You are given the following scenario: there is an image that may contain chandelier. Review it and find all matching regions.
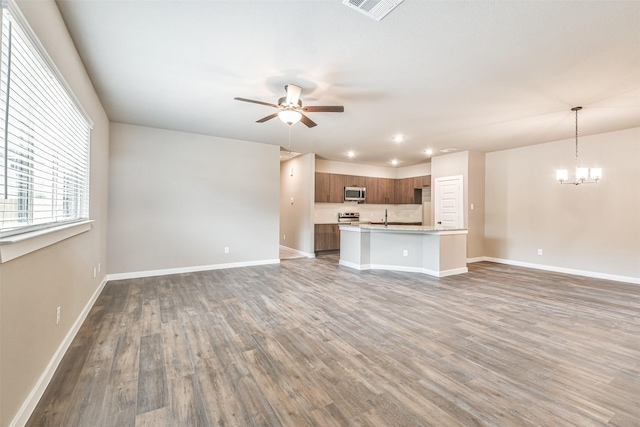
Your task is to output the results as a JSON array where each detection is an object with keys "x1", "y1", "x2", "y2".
[{"x1": 556, "y1": 107, "x2": 601, "y2": 185}]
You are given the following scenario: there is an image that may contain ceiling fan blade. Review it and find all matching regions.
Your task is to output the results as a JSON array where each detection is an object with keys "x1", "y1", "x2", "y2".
[
  {"x1": 285, "y1": 84, "x2": 302, "y2": 106},
  {"x1": 300, "y1": 113, "x2": 317, "y2": 128},
  {"x1": 234, "y1": 97, "x2": 279, "y2": 108},
  {"x1": 302, "y1": 105, "x2": 344, "y2": 113},
  {"x1": 256, "y1": 113, "x2": 279, "y2": 123}
]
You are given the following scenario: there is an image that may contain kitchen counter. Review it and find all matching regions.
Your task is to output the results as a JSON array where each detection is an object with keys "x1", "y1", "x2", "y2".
[
  {"x1": 339, "y1": 224, "x2": 468, "y2": 277},
  {"x1": 360, "y1": 224, "x2": 465, "y2": 232}
]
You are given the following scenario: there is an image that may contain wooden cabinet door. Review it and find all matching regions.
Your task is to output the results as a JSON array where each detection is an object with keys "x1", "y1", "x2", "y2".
[
  {"x1": 413, "y1": 175, "x2": 431, "y2": 188},
  {"x1": 395, "y1": 178, "x2": 414, "y2": 204},
  {"x1": 314, "y1": 224, "x2": 340, "y2": 251},
  {"x1": 329, "y1": 174, "x2": 347, "y2": 203},
  {"x1": 379, "y1": 178, "x2": 395, "y2": 204},
  {"x1": 315, "y1": 172, "x2": 331, "y2": 203},
  {"x1": 345, "y1": 175, "x2": 366, "y2": 187},
  {"x1": 364, "y1": 176, "x2": 381, "y2": 204}
]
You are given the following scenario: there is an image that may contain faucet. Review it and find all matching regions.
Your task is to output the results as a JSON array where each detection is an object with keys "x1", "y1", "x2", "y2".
[{"x1": 384, "y1": 209, "x2": 388, "y2": 227}]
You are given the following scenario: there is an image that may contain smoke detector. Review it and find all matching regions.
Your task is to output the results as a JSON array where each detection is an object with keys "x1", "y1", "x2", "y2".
[{"x1": 342, "y1": 0, "x2": 404, "y2": 21}]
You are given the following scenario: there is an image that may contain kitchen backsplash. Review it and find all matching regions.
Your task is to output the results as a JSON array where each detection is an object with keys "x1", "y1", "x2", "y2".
[{"x1": 315, "y1": 203, "x2": 424, "y2": 224}]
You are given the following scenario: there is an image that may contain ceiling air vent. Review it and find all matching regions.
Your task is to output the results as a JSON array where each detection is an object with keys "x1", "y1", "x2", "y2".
[
  {"x1": 342, "y1": 0, "x2": 404, "y2": 21},
  {"x1": 280, "y1": 148, "x2": 301, "y2": 162}
]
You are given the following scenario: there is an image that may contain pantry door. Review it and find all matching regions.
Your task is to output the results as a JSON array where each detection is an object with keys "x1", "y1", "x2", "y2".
[{"x1": 434, "y1": 175, "x2": 463, "y2": 228}]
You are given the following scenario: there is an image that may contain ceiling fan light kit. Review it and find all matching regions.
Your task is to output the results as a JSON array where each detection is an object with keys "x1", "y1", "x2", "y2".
[
  {"x1": 278, "y1": 110, "x2": 302, "y2": 125},
  {"x1": 556, "y1": 107, "x2": 602, "y2": 185},
  {"x1": 234, "y1": 84, "x2": 344, "y2": 128}
]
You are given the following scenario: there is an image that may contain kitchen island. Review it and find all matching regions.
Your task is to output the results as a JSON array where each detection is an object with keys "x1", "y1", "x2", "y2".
[{"x1": 339, "y1": 224, "x2": 468, "y2": 277}]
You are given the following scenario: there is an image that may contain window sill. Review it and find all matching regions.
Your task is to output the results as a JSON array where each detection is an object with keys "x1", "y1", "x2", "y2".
[{"x1": 0, "y1": 220, "x2": 94, "y2": 263}]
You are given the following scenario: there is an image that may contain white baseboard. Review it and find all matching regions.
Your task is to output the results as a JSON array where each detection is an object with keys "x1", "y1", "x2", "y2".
[
  {"x1": 10, "y1": 276, "x2": 108, "y2": 427},
  {"x1": 279, "y1": 245, "x2": 315, "y2": 258},
  {"x1": 339, "y1": 260, "x2": 468, "y2": 278},
  {"x1": 106, "y1": 259, "x2": 281, "y2": 281},
  {"x1": 481, "y1": 257, "x2": 640, "y2": 285},
  {"x1": 466, "y1": 257, "x2": 486, "y2": 263}
]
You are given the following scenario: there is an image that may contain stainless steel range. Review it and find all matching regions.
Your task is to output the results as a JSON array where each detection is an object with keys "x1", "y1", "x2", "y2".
[{"x1": 338, "y1": 212, "x2": 360, "y2": 223}]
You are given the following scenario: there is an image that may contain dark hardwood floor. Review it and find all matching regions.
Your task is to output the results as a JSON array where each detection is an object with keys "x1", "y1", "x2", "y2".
[{"x1": 27, "y1": 254, "x2": 640, "y2": 426}]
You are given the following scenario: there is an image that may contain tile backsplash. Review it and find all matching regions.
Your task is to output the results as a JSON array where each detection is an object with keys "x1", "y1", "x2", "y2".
[{"x1": 315, "y1": 203, "x2": 424, "y2": 224}]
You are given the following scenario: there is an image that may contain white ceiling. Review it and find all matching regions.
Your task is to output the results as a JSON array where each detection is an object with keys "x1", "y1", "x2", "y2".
[{"x1": 55, "y1": 0, "x2": 640, "y2": 167}]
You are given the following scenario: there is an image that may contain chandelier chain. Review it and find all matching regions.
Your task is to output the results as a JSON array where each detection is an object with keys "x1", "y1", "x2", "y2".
[{"x1": 575, "y1": 107, "x2": 579, "y2": 166}]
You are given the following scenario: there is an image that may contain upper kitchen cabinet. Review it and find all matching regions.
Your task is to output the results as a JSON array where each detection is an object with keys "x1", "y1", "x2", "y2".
[
  {"x1": 329, "y1": 174, "x2": 348, "y2": 203},
  {"x1": 315, "y1": 172, "x2": 354, "y2": 203},
  {"x1": 315, "y1": 172, "x2": 331, "y2": 202},
  {"x1": 395, "y1": 178, "x2": 415, "y2": 204},
  {"x1": 315, "y1": 172, "x2": 430, "y2": 205},
  {"x1": 395, "y1": 176, "x2": 431, "y2": 204},
  {"x1": 343, "y1": 175, "x2": 366, "y2": 187},
  {"x1": 366, "y1": 176, "x2": 395, "y2": 204},
  {"x1": 414, "y1": 175, "x2": 431, "y2": 188}
]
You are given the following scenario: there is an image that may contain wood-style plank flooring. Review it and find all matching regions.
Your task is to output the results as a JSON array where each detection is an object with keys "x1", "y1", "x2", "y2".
[{"x1": 27, "y1": 254, "x2": 640, "y2": 426}]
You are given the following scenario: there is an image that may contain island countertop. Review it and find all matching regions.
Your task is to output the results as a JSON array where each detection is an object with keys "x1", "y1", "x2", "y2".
[{"x1": 340, "y1": 224, "x2": 468, "y2": 234}]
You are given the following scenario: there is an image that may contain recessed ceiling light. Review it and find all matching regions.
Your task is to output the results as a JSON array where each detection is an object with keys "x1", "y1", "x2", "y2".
[
  {"x1": 391, "y1": 159, "x2": 399, "y2": 166},
  {"x1": 346, "y1": 151, "x2": 355, "y2": 158},
  {"x1": 393, "y1": 135, "x2": 404, "y2": 143},
  {"x1": 425, "y1": 148, "x2": 433, "y2": 156}
]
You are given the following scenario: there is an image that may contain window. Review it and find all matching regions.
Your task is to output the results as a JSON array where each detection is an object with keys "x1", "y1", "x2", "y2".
[{"x1": 0, "y1": 3, "x2": 91, "y2": 237}]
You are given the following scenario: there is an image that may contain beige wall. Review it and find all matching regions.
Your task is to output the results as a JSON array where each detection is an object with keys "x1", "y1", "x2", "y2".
[
  {"x1": 467, "y1": 151, "x2": 486, "y2": 259},
  {"x1": 431, "y1": 150, "x2": 486, "y2": 259},
  {"x1": 485, "y1": 127, "x2": 640, "y2": 281},
  {"x1": 108, "y1": 123, "x2": 280, "y2": 275},
  {"x1": 316, "y1": 158, "x2": 431, "y2": 178},
  {"x1": 280, "y1": 154, "x2": 315, "y2": 255},
  {"x1": 0, "y1": 1, "x2": 110, "y2": 426}
]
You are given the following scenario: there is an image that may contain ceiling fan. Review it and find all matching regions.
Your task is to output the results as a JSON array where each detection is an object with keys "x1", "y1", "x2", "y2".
[{"x1": 234, "y1": 84, "x2": 344, "y2": 128}]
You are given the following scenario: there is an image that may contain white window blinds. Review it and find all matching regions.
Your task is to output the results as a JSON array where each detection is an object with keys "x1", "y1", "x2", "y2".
[{"x1": 0, "y1": 4, "x2": 91, "y2": 237}]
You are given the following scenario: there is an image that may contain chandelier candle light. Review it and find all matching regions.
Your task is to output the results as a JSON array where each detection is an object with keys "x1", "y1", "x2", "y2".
[{"x1": 556, "y1": 107, "x2": 602, "y2": 185}]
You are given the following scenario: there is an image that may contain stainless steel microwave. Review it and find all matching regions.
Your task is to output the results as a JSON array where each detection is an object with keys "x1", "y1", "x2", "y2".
[{"x1": 344, "y1": 186, "x2": 366, "y2": 202}]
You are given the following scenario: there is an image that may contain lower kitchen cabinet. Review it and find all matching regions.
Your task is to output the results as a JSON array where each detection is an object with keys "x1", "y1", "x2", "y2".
[{"x1": 314, "y1": 224, "x2": 340, "y2": 252}]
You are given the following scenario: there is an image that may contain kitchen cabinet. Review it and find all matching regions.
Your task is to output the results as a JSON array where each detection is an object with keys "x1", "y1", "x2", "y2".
[
  {"x1": 328, "y1": 174, "x2": 347, "y2": 203},
  {"x1": 395, "y1": 178, "x2": 416, "y2": 204},
  {"x1": 314, "y1": 224, "x2": 340, "y2": 251},
  {"x1": 315, "y1": 172, "x2": 430, "y2": 205},
  {"x1": 395, "y1": 176, "x2": 431, "y2": 204},
  {"x1": 366, "y1": 177, "x2": 395, "y2": 204},
  {"x1": 315, "y1": 173, "x2": 331, "y2": 203},
  {"x1": 316, "y1": 173, "x2": 368, "y2": 203},
  {"x1": 414, "y1": 175, "x2": 431, "y2": 188}
]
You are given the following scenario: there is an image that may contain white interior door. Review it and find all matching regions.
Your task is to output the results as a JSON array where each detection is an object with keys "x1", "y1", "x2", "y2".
[{"x1": 434, "y1": 175, "x2": 463, "y2": 228}]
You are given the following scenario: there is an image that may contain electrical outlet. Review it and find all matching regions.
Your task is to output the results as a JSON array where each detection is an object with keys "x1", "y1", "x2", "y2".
[
  {"x1": 283, "y1": 235, "x2": 286, "y2": 240},
  {"x1": 224, "y1": 247, "x2": 230, "y2": 254},
  {"x1": 538, "y1": 249, "x2": 543, "y2": 256},
  {"x1": 93, "y1": 267, "x2": 97, "y2": 278},
  {"x1": 403, "y1": 249, "x2": 408, "y2": 257},
  {"x1": 98, "y1": 262, "x2": 101, "y2": 273},
  {"x1": 56, "y1": 306, "x2": 61, "y2": 325}
]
